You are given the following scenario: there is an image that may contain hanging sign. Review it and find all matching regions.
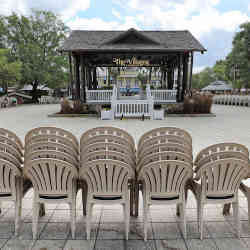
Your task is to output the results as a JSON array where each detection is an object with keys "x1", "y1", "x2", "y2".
[{"x1": 113, "y1": 57, "x2": 150, "y2": 66}]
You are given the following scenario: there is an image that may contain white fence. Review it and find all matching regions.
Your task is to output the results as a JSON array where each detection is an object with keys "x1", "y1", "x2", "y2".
[
  {"x1": 39, "y1": 96, "x2": 60, "y2": 104},
  {"x1": 113, "y1": 100, "x2": 153, "y2": 118},
  {"x1": 213, "y1": 95, "x2": 250, "y2": 106},
  {"x1": 150, "y1": 89, "x2": 177, "y2": 103},
  {"x1": 86, "y1": 89, "x2": 113, "y2": 103}
]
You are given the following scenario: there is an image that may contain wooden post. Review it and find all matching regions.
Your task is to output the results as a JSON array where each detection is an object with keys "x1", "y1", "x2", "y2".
[
  {"x1": 176, "y1": 54, "x2": 183, "y2": 102},
  {"x1": 74, "y1": 55, "x2": 80, "y2": 100},
  {"x1": 80, "y1": 55, "x2": 86, "y2": 103},
  {"x1": 68, "y1": 52, "x2": 74, "y2": 98},
  {"x1": 181, "y1": 53, "x2": 189, "y2": 101},
  {"x1": 189, "y1": 52, "x2": 194, "y2": 90}
]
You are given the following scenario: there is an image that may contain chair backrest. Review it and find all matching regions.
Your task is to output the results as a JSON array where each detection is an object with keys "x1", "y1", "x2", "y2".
[
  {"x1": 80, "y1": 142, "x2": 135, "y2": 163},
  {"x1": 83, "y1": 150, "x2": 135, "y2": 169},
  {"x1": 24, "y1": 141, "x2": 78, "y2": 160},
  {"x1": 24, "y1": 150, "x2": 79, "y2": 168},
  {"x1": 24, "y1": 159, "x2": 78, "y2": 197},
  {"x1": 81, "y1": 134, "x2": 135, "y2": 154},
  {"x1": 0, "y1": 128, "x2": 23, "y2": 150},
  {"x1": 138, "y1": 127, "x2": 192, "y2": 150},
  {"x1": 137, "y1": 151, "x2": 192, "y2": 172},
  {"x1": 0, "y1": 141, "x2": 23, "y2": 163},
  {"x1": 137, "y1": 136, "x2": 192, "y2": 159},
  {"x1": 0, "y1": 136, "x2": 23, "y2": 157},
  {"x1": 25, "y1": 134, "x2": 79, "y2": 153},
  {"x1": 138, "y1": 160, "x2": 193, "y2": 196},
  {"x1": 137, "y1": 142, "x2": 193, "y2": 163},
  {"x1": 196, "y1": 158, "x2": 249, "y2": 197},
  {"x1": 194, "y1": 143, "x2": 249, "y2": 171},
  {"x1": 80, "y1": 159, "x2": 134, "y2": 194},
  {"x1": 80, "y1": 127, "x2": 135, "y2": 151},
  {"x1": 25, "y1": 127, "x2": 78, "y2": 151},
  {"x1": 0, "y1": 159, "x2": 22, "y2": 198}
]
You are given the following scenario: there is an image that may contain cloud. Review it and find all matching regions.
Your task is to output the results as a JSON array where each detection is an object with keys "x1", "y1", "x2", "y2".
[
  {"x1": 112, "y1": 8, "x2": 121, "y2": 19},
  {"x1": 116, "y1": 0, "x2": 250, "y2": 39},
  {"x1": 67, "y1": 16, "x2": 139, "y2": 30},
  {"x1": 0, "y1": 0, "x2": 91, "y2": 20}
]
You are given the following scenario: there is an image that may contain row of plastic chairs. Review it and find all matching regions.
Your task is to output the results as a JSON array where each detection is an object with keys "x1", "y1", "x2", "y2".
[
  {"x1": 213, "y1": 95, "x2": 250, "y2": 106},
  {"x1": 1, "y1": 126, "x2": 250, "y2": 241}
]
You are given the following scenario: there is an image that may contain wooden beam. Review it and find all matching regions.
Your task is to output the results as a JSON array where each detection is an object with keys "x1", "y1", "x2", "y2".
[
  {"x1": 74, "y1": 55, "x2": 80, "y2": 100},
  {"x1": 80, "y1": 55, "x2": 86, "y2": 103},
  {"x1": 189, "y1": 52, "x2": 194, "y2": 90},
  {"x1": 181, "y1": 53, "x2": 189, "y2": 101},
  {"x1": 176, "y1": 54, "x2": 183, "y2": 102},
  {"x1": 68, "y1": 52, "x2": 74, "y2": 98}
]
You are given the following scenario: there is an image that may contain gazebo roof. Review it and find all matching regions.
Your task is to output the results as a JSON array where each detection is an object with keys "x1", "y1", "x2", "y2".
[
  {"x1": 60, "y1": 28, "x2": 206, "y2": 53},
  {"x1": 202, "y1": 81, "x2": 233, "y2": 91}
]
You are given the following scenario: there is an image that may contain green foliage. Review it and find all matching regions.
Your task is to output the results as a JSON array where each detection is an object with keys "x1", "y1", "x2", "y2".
[
  {"x1": 192, "y1": 67, "x2": 216, "y2": 89},
  {"x1": 136, "y1": 72, "x2": 147, "y2": 86},
  {"x1": 1, "y1": 10, "x2": 70, "y2": 99},
  {"x1": 0, "y1": 49, "x2": 21, "y2": 92}
]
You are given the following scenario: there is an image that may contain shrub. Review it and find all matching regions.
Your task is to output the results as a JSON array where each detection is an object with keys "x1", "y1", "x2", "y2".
[
  {"x1": 72, "y1": 100, "x2": 83, "y2": 114},
  {"x1": 183, "y1": 96, "x2": 195, "y2": 114},
  {"x1": 60, "y1": 98, "x2": 72, "y2": 114}
]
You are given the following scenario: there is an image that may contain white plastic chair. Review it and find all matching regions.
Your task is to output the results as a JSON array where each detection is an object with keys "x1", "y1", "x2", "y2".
[
  {"x1": 195, "y1": 158, "x2": 249, "y2": 239},
  {"x1": 138, "y1": 160, "x2": 193, "y2": 241},
  {"x1": 0, "y1": 159, "x2": 22, "y2": 236},
  {"x1": 24, "y1": 158, "x2": 78, "y2": 239},
  {"x1": 80, "y1": 159, "x2": 135, "y2": 240}
]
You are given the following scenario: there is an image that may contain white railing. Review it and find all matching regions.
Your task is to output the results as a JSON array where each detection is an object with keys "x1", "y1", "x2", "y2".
[
  {"x1": 213, "y1": 95, "x2": 250, "y2": 106},
  {"x1": 113, "y1": 99, "x2": 152, "y2": 118},
  {"x1": 150, "y1": 89, "x2": 177, "y2": 103},
  {"x1": 39, "y1": 96, "x2": 60, "y2": 104},
  {"x1": 86, "y1": 89, "x2": 113, "y2": 103}
]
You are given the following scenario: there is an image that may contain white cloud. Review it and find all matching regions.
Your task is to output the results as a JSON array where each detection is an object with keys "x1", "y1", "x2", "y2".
[
  {"x1": 112, "y1": 8, "x2": 121, "y2": 19},
  {"x1": 0, "y1": 0, "x2": 91, "y2": 21},
  {"x1": 116, "y1": 0, "x2": 250, "y2": 38},
  {"x1": 67, "y1": 16, "x2": 139, "y2": 30}
]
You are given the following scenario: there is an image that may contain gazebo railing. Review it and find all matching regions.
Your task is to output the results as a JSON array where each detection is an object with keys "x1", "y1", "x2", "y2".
[
  {"x1": 150, "y1": 89, "x2": 177, "y2": 103},
  {"x1": 86, "y1": 89, "x2": 113, "y2": 103}
]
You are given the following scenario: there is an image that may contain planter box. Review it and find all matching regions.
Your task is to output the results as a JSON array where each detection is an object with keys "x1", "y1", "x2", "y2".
[
  {"x1": 153, "y1": 109, "x2": 164, "y2": 120},
  {"x1": 101, "y1": 110, "x2": 114, "y2": 120}
]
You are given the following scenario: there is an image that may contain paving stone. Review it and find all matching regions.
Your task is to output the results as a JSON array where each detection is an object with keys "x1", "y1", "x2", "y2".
[
  {"x1": 126, "y1": 240, "x2": 156, "y2": 250},
  {"x1": 214, "y1": 238, "x2": 249, "y2": 250},
  {"x1": 39, "y1": 223, "x2": 70, "y2": 240},
  {"x1": 155, "y1": 239, "x2": 187, "y2": 250},
  {"x1": 32, "y1": 239, "x2": 66, "y2": 250},
  {"x1": 94, "y1": 239, "x2": 125, "y2": 250},
  {"x1": 186, "y1": 239, "x2": 217, "y2": 250},
  {"x1": 152, "y1": 223, "x2": 182, "y2": 239},
  {"x1": 2, "y1": 237, "x2": 34, "y2": 250},
  {"x1": 64, "y1": 240, "x2": 95, "y2": 250},
  {"x1": 206, "y1": 221, "x2": 236, "y2": 238}
]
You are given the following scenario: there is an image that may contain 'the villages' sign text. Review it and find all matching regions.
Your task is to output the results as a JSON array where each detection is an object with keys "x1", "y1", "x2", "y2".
[{"x1": 113, "y1": 57, "x2": 150, "y2": 66}]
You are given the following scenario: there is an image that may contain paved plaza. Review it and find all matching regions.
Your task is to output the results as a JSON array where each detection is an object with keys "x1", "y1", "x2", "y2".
[{"x1": 1, "y1": 104, "x2": 250, "y2": 249}]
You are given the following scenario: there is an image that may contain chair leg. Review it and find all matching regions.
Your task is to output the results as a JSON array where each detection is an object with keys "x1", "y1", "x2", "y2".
[
  {"x1": 223, "y1": 203, "x2": 231, "y2": 216},
  {"x1": 232, "y1": 201, "x2": 240, "y2": 238},
  {"x1": 180, "y1": 203, "x2": 187, "y2": 239},
  {"x1": 82, "y1": 183, "x2": 87, "y2": 216},
  {"x1": 123, "y1": 201, "x2": 130, "y2": 240},
  {"x1": 32, "y1": 201, "x2": 40, "y2": 239},
  {"x1": 15, "y1": 180, "x2": 22, "y2": 236},
  {"x1": 143, "y1": 191, "x2": 148, "y2": 241},
  {"x1": 39, "y1": 203, "x2": 45, "y2": 217},
  {"x1": 199, "y1": 202, "x2": 204, "y2": 240},
  {"x1": 86, "y1": 203, "x2": 93, "y2": 240},
  {"x1": 69, "y1": 201, "x2": 76, "y2": 239},
  {"x1": 134, "y1": 183, "x2": 139, "y2": 217},
  {"x1": 0, "y1": 201, "x2": 1, "y2": 214},
  {"x1": 130, "y1": 181, "x2": 134, "y2": 216}
]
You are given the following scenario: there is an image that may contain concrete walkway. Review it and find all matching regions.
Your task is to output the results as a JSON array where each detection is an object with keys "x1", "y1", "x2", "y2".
[{"x1": 0, "y1": 104, "x2": 250, "y2": 249}]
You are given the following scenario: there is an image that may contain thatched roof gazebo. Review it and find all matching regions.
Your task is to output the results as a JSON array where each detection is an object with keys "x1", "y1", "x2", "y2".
[{"x1": 201, "y1": 81, "x2": 233, "y2": 92}]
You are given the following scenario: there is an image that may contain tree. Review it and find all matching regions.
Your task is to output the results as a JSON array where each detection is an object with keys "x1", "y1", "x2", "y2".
[
  {"x1": 136, "y1": 72, "x2": 147, "y2": 88},
  {"x1": 1, "y1": 10, "x2": 70, "y2": 100},
  {"x1": 213, "y1": 60, "x2": 228, "y2": 81},
  {"x1": 0, "y1": 49, "x2": 21, "y2": 94},
  {"x1": 225, "y1": 22, "x2": 250, "y2": 88}
]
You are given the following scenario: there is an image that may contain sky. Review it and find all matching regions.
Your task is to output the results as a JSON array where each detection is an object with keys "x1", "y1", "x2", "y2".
[{"x1": 1, "y1": 0, "x2": 250, "y2": 73}]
